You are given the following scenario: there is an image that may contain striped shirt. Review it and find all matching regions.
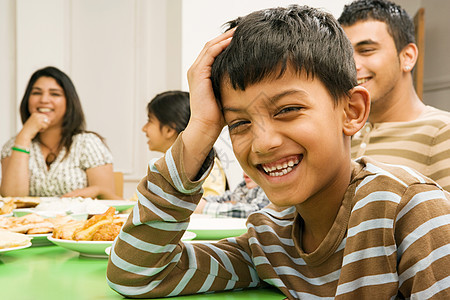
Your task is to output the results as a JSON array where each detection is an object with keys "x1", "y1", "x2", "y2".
[
  {"x1": 203, "y1": 180, "x2": 269, "y2": 218},
  {"x1": 1, "y1": 133, "x2": 113, "y2": 196},
  {"x1": 351, "y1": 105, "x2": 450, "y2": 191},
  {"x1": 107, "y1": 136, "x2": 450, "y2": 299}
]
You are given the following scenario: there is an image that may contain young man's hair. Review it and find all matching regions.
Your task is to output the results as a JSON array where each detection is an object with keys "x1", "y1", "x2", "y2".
[
  {"x1": 211, "y1": 5, "x2": 356, "y2": 104},
  {"x1": 338, "y1": 0, "x2": 415, "y2": 53}
]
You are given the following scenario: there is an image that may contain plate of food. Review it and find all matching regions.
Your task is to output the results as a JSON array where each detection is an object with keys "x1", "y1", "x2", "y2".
[
  {"x1": 0, "y1": 213, "x2": 77, "y2": 247},
  {"x1": 0, "y1": 230, "x2": 32, "y2": 254},
  {"x1": 187, "y1": 215, "x2": 248, "y2": 240},
  {"x1": 48, "y1": 207, "x2": 127, "y2": 258}
]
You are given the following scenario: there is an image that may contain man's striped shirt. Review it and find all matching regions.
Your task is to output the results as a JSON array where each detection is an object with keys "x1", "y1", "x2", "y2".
[{"x1": 351, "y1": 105, "x2": 450, "y2": 191}]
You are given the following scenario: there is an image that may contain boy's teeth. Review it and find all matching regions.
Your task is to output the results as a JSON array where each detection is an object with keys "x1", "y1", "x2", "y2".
[
  {"x1": 38, "y1": 108, "x2": 52, "y2": 112},
  {"x1": 262, "y1": 159, "x2": 299, "y2": 177}
]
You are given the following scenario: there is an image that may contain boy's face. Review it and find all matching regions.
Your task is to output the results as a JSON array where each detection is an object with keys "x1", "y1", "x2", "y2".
[
  {"x1": 221, "y1": 70, "x2": 352, "y2": 207},
  {"x1": 342, "y1": 20, "x2": 401, "y2": 109}
]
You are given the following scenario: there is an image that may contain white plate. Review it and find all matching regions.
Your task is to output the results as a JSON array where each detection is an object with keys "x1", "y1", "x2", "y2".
[
  {"x1": 97, "y1": 200, "x2": 136, "y2": 212},
  {"x1": 104, "y1": 231, "x2": 197, "y2": 256},
  {"x1": 0, "y1": 242, "x2": 32, "y2": 254},
  {"x1": 47, "y1": 236, "x2": 113, "y2": 258},
  {"x1": 187, "y1": 216, "x2": 247, "y2": 240},
  {"x1": 0, "y1": 213, "x2": 13, "y2": 217}
]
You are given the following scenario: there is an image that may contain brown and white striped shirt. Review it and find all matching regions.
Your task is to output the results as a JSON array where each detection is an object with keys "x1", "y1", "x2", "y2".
[
  {"x1": 351, "y1": 105, "x2": 450, "y2": 191},
  {"x1": 107, "y1": 136, "x2": 450, "y2": 299}
]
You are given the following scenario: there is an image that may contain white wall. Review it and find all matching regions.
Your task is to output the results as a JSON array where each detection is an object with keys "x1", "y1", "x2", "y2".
[{"x1": 1, "y1": 0, "x2": 449, "y2": 198}]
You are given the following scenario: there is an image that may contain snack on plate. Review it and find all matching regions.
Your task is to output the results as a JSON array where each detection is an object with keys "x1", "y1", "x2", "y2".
[
  {"x1": 0, "y1": 213, "x2": 72, "y2": 234},
  {"x1": 0, "y1": 197, "x2": 40, "y2": 215},
  {"x1": 0, "y1": 229, "x2": 32, "y2": 249},
  {"x1": 52, "y1": 220, "x2": 85, "y2": 240},
  {"x1": 52, "y1": 207, "x2": 127, "y2": 241}
]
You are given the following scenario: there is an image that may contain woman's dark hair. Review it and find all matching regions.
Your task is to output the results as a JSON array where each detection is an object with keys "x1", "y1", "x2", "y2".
[
  {"x1": 147, "y1": 91, "x2": 190, "y2": 133},
  {"x1": 19, "y1": 66, "x2": 102, "y2": 152}
]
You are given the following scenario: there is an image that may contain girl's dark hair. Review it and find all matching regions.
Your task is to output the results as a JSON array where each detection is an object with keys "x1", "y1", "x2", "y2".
[
  {"x1": 147, "y1": 91, "x2": 190, "y2": 133},
  {"x1": 211, "y1": 5, "x2": 357, "y2": 105},
  {"x1": 19, "y1": 66, "x2": 103, "y2": 152}
]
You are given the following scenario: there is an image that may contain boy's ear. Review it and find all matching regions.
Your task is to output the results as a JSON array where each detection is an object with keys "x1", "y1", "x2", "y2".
[{"x1": 342, "y1": 86, "x2": 370, "y2": 136}]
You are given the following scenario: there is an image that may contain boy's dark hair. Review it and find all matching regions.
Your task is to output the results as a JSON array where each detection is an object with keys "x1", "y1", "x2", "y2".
[
  {"x1": 211, "y1": 5, "x2": 356, "y2": 104},
  {"x1": 338, "y1": 0, "x2": 415, "y2": 53},
  {"x1": 19, "y1": 66, "x2": 104, "y2": 153},
  {"x1": 147, "y1": 91, "x2": 190, "y2": 134}
]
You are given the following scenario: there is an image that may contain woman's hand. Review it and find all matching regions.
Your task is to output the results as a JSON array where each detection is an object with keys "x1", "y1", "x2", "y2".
[{"x1": 15, "y1": 113, "x2": 51, "y2": 146}]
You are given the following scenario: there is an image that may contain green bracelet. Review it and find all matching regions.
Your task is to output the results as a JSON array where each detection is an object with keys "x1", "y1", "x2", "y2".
[{"x1": 12, "y1": 145, "x2": 30, "y2": 154}]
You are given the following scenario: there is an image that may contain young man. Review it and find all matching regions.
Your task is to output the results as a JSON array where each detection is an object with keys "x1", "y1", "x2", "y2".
[
  {"x1": 338, "y1": 0, "x2": 450, "y2": 191},
  {"x1": 107, "y1": 5, "x2": 450, "y2": 299}
]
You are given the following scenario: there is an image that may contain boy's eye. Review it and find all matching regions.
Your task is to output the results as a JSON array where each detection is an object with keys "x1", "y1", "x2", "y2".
[
  {"x1": 275, "y1": 106, "x2": 302, "y2": 116},
  {"x1": 228, "y1": 120, "x2": 250, "y2": 134},
  {"x1": 51, "y1": 93, "x2": 62, "y2": 97}
]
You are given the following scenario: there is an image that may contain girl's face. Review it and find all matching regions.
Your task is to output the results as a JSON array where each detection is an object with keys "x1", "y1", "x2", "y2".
[
  {"x1": 142, "y1": 113, "x2": 176, "y2": 153},
  {"x1": 28, "y1": 76, "x2": 67, "y2": 128}
]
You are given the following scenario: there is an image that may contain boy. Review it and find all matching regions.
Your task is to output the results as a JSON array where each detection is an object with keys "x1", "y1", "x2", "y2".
[
  {"x1": 107, "y1": 5, "x2": 450, "y2": 299},
  {"x1": 194, "y1": 172, "x2": 269, "y2": 218},
  {"x1": 338, "y1": 0, "x2": 450, "y2": 191}
]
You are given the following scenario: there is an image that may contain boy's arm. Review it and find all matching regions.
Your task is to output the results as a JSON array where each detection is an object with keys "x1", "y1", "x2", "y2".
[
  {"x1": 106, "y1": 29, "x2": 262, "y2": 298},
  {"x1": 106, "y1": 136, "x2": 260, "y2": 298},
  {"x1": 181, "y1": 28, "x2": 234, "y2": 181},
  {"x1": 396, "y1": 184, "x2": 450, "y2": 298}
]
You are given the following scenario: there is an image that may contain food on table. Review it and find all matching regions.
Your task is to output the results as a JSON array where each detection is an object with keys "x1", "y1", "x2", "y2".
[
  {"x1": 0, "y1": 229, "x2": 32, "y2": 249},
  {"x1": 0, "y1": 213, "x2": 72, "y2": 234},
  {"x1": 0, "y1": 197, "x2": 40, "y2": 215},
  {"x1": 52, "y1": 207, "x2": 127, "y2": 241}
]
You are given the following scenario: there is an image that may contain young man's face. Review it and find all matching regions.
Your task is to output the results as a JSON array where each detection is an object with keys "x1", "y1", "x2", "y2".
[
  {"x1": 342, "y1": 20, "x2": 401, "y2": 108},
  {"x1": 221, "y1": 70, "x2": 352, "y2": 207}
]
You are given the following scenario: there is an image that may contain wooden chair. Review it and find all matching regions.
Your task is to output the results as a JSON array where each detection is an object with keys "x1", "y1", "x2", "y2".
[
  {"x1": 413, "y1": 8, "x2": 425, "y2": 100},
  {"x1": 113, "y1": 171, "x2": 124, "y2": 198}
]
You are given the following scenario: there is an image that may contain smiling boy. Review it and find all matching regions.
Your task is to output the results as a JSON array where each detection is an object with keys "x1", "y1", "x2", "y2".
[
  {"x1": 338, "y1": 0, "x2": 450, "y2": 191},
  {"x1": 107, "y1": 5, "x2": 450, "y2": 299}
]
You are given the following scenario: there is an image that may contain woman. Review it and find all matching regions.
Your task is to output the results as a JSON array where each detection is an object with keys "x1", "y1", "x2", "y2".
[
  {"x1": 1, "y1": 66, "x2": 118, "y2": 199},
  {"x1": 141, "y1": 90, "x2": 228, "y2": 197}
]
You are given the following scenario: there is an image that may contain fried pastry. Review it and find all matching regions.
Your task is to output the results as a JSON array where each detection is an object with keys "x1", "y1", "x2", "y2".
[{"x1": 72, "y1": 207, "x2": 115, "y2": 241}]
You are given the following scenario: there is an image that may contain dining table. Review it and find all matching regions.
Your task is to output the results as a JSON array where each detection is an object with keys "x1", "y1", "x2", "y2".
[{"x1": 0, "y1": 238, "x2": 285, "y2": 300}]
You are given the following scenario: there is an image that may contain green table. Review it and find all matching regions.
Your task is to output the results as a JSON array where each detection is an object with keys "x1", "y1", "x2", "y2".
[{"x1": 0, "y1": 245, "x2": 285, "y2": 300}]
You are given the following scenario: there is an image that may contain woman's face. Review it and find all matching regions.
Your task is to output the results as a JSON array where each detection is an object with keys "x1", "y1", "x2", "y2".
[
  {"x1": 142, "y1": 113, "x2": 175, "y2": 153},
  {"x1": 28, "y1": 76, "x2": 67, "y2": 128}
]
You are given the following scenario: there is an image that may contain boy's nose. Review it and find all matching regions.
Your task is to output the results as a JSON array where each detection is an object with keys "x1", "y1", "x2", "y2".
[{"x1": 251, "y1": 122, "x2": 282, "y2": 154}]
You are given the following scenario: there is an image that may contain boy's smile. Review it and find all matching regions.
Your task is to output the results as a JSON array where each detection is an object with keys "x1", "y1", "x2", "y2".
[{"x1": 221, "y1": 69, "x2": 354, "y2": 209}]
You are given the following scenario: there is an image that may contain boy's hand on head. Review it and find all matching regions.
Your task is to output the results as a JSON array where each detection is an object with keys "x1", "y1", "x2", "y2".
[
  {"x1": 181, "y1": 29, "x2": 234, "y2": 180},
  {"x1": 186, "y1": 29, "x2": 234, "y2": 138}
]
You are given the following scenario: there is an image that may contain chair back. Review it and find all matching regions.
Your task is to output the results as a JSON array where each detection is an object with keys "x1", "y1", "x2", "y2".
[{"x1": 114, "y1": 172, "x2": 124, "y2": 198}]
